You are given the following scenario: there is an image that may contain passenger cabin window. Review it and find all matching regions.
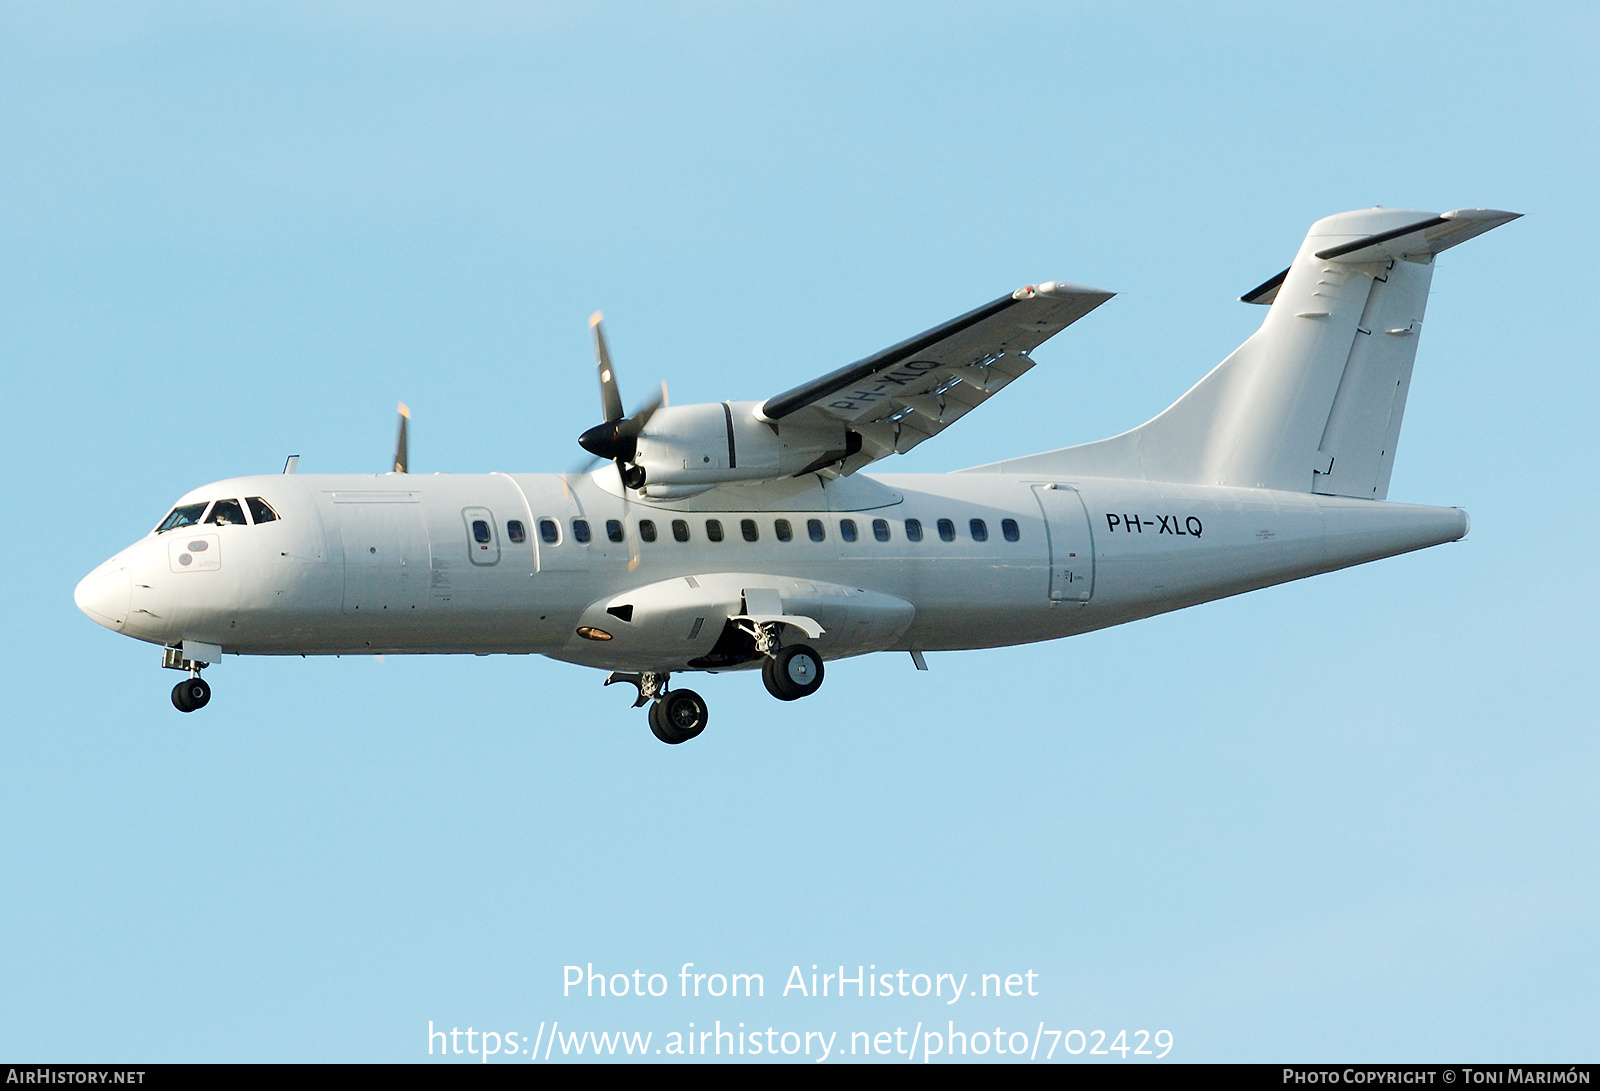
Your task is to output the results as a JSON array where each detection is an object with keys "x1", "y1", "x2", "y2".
[
  {"x1": 807, "y1": 519, "x2": 825, "y2": 543},
  {"x1": 473, "y1": 519, "x2": 492, "y2": 544},
  {"x1": 775, "y1": 519, "x2": 793, "y2": 542},
  {"x1": 672, "y1": 519, "x2": 690, "y2": 542},
  {"x1": 157, "y1": 503, "x2": 208, "y2": 533},
  {"x1": 873, "y1": 518, "x2": 890, "y2": 542},
  {"x1": 606, "y1": 519, "x2": 625, "y2": 543},
  {"x1": 572, "y1": 519, "x2": 592, "y2": 544},
  {"x1": 639, "y1": 520, "x2": 658, "y2": 542},
  {"x1": 904, "y1": 518, "x2": 923, "y2": 542},
  {"x1": 206, "y1": 499, "x2": 247, "y2": 526},
  {"x1": 538, "y1": 519, "x2": 559, "y2": 544},
  {"x1": 507, "y1": 520, "x2": 527, "y2": 544},
  {"x1": 969, "y1": 518, "x2": 988, "y2": 542},
  {"x1": 245, "y1": 497, "x2": 279, "y2": 524},
  {"x1": 937, "y1": 518, "x2": 956, "y2": 542},
  {"x1": 840, "y1": 519, "x2": 858, "y2": 543},
  {"x1": 741, "y1": 519, "x2": 758, "y2": 542},
  {"x1": 705, "y1": 519, "x2": 724, "y2": 542},
  {"x1": 1002, "y1": 518, "x2": 1020, "y2": 542}
]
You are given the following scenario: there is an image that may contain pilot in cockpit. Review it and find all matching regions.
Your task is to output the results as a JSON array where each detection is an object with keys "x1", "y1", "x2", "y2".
[{"x1": 206, "y1": 499, "x2": 247, "y2": 526}]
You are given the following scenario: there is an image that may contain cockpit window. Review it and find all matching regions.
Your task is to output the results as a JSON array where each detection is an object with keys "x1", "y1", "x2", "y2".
[
  {"x1": 246, "y1": 497, "x2": 280, "y2": 524},
  {"x1": 157, "y1": 503, "x2": 209, "y2": 533},
  {"x1": 206, "y1": 499, "x2": 248, "y2": 526}
]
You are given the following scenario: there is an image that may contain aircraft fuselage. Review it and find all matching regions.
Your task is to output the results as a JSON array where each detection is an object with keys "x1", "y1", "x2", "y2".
[{"x1": 76, "y1": 467, "x2": 1466, "y2": 673}]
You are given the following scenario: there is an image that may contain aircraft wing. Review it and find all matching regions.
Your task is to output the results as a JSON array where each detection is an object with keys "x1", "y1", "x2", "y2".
[{"x1": 760, "y1": 282, "x2": 1113, "y2": 474}]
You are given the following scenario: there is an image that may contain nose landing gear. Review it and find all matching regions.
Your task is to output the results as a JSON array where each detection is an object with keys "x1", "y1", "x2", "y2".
[
  {"x1": 171, "y1": 675, "x2": 211, "y2": 712},
  {"x1": 163, "y1": 643, "x2": 218, "y2": 713}
]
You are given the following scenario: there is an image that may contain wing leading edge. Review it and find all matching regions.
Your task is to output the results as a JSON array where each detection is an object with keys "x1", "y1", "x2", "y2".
[{"x1": 760, "y1": 282, "x2": 1113, "y2": 476}]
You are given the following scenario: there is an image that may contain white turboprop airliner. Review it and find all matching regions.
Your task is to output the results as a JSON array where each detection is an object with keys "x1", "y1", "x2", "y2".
[{"x1": 76, "y1": 207, "x2": 1517, "y2": 743}]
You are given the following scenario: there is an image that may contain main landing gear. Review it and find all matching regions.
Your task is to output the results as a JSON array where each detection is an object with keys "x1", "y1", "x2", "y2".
[
  {"x1": 607, "y1": 637, "x2": 827, "y2": 746},
  {"x1": 762, "y1": 643, "x2": 824, "y2": 702},
  {"x1": 744, "y1": 618, "x2": 824, "y2": 702},
  {"x1": 648, "y1": 689, "x2": 709, "y2": 745},
  {"x1": 606, "y1": 670, "x2": 709, "y2": 745}
]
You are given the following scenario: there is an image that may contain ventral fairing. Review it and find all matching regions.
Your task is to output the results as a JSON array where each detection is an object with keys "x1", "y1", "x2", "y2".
[{"x1": 76, "y1": 208, "x2": 1518, "y2": 743}]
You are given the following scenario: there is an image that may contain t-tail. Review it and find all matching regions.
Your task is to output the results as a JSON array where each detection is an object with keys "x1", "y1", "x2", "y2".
[{"x1": 974, "y1": 207, "x2": 1520, "y2": 497}]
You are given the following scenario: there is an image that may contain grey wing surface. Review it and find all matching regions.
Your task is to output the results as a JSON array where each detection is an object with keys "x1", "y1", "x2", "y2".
[{"x1": 760, "y1": 282, "x2": 1113, "y2": 475}]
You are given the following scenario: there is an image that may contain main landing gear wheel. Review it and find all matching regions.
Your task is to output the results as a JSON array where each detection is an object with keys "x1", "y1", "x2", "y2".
[
  {"x1": 649, "y1": 688, "x2": 708, "y2": 744},
  {"x1": 762, "y1": 644, "x2": 824, "y2": 701},
  {"x1": 171, "y1": 676, "x2": 211, "y2": 713}
]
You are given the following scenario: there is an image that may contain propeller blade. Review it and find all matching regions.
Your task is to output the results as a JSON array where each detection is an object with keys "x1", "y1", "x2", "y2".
[
  {"x1": 393, "y1": 402, "x2": 410, "y2": 473},
  {"x1": 569, "y1": 452, "x2": 607, "y2": 477},
  {"x1": 615, "y1": 461, "x2": 642, "y2": 571},
  {"x1": 558, "y1": 464, "x2": 640, "y2": 571},
  {"x1": 591, "y1": 311, "x2": 624, "y2": 424},
  {"x1": 631, "y1": 381, "x2": 667, "y2": 430},
  {"x1": 578, "y1": 312, "x2": 664, "y2": 510}
]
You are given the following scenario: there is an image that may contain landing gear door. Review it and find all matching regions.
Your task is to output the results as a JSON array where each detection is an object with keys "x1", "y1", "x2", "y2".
[{"x1": 1031, "y1": 484, "x2": 1094, "y2": 603}]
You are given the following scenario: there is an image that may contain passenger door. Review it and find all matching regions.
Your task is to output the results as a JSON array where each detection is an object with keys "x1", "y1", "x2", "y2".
[{"x1": 1031, "y1": 484, "x2": 1094, "y2": 602}]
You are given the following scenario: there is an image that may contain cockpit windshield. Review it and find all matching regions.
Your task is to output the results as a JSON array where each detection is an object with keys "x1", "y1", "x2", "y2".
[
  {"x1": 156, "y1": 502, "x2": 209, "y2": 533},
  {"x1": 246, "y1": 497, "x2": 279, "y2": 523},
  {"x1": 156, "y1": 496, "x2": 282, "y2": 533},
  {"x1": 205, "y1": 499, "x2": 247, "y2": 526}
]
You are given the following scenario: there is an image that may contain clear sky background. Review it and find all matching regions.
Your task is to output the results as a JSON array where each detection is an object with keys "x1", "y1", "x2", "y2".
[{"x1": 3, "y1": 2, "x2": 1596, "y2": 1064}]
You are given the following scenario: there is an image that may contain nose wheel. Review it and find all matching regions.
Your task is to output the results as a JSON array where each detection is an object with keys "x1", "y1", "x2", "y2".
[
  {"x1": 762, "y1": 643, "x2": 824, "y2": 701},
  {"x1": 171, "y1": 676, "x2": 212, "y2": 713},
  {"x1": 648, "y1": 688, "x2": 708, "y2": 744}
]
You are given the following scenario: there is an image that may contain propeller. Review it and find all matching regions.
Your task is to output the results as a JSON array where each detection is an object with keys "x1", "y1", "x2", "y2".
[
  {"x1": 393, "y1": 402, "x2": 410, "y2": 473},
  {"x1": 577, "y1": 312, "x2": 664, "y2": 491},
  {"x1": 573, "y1": 312, "x2": 666, "y2": 571}
]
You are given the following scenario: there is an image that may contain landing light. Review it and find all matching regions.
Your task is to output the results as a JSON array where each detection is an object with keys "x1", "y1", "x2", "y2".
[{"x1": 577, "y1": 626, "x2": 613, "y2": 642}]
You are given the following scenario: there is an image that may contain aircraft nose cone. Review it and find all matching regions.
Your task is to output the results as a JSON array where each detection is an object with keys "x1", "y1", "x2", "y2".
[{"x1": 75, "y1": 560, "x2": 130, "y2": 631}]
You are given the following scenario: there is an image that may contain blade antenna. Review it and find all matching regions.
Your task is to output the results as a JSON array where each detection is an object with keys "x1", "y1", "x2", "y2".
[{"x1": 393, "y1": 402, "x2": 410, "y2": 473}]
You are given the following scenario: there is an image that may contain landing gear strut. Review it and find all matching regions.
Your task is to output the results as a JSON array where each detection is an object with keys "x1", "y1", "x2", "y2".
[{"x1": 763, "y1": 643, "x2": 824, "y2": 701}]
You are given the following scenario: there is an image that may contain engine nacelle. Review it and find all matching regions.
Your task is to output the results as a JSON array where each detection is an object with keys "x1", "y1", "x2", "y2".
[{"x1": 632, "y1": 401, "x2": 853, "y2": 494}]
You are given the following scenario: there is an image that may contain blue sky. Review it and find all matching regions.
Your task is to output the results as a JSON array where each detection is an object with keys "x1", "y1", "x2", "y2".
[{"x1": 3, "y1": 2, "x2": 1596, "y2": 1063}]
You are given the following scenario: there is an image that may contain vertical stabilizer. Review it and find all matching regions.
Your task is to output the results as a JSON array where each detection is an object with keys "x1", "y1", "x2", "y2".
[{"x1": 969, "y1": 208, "x2": 1519, "y2": 496}]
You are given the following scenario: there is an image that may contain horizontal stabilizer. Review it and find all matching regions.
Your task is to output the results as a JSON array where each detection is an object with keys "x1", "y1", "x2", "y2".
[
  {"x1": 1314, "y1": 208, "x2": 1521, "y2": 264},
  {"x1": 1242, "y1": 210, "x2": 1520, "y2": 303}
]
